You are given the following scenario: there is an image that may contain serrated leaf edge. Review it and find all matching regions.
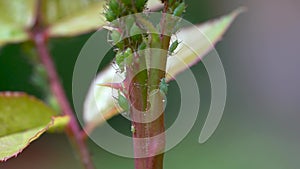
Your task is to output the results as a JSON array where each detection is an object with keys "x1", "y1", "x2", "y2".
[{"x1": 0, "y1": 116, "x2": 66, "y2": 162}]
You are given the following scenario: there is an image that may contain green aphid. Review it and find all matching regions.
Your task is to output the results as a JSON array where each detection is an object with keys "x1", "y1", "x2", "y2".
[
  {"x1": 159, "y1": 78, "x2": 168, "y2": 94},
  {"x1": 110, "y1": 30, "x2": 121, "y2": 45},
  {"x1": 169, "y1": 40, "x2": 179, "y2": 55},
  {"x1": 124, "y1": 48, "x2": 132, "y2": 58},
  {"x1": 116, "y1": 42, "x2": 125, "y2": 50},
  {"x1": 115, "y1": 51, "x2": 124, "y2": 65},
  {"x1": 117, "y1": 91, "x2": 129, "y2": 112},
  {"x1": 131, "y1": 125, "x2": 136, "y2": 133},
  {"x1": 124, "y1": 48, "x2": 133, "y2": 64},
  {"x1": 173, "y1": 2, "x2": 186, "y2": 17},
  {"x1": 138, "y1": 42, "x2": 147, "y2": 51},
  {"x1": 115, "y1": 48, "x2": 133, "y2": 72},
  {"x1": 115, "y1": 51, "x2": 125, "y2": 72}
]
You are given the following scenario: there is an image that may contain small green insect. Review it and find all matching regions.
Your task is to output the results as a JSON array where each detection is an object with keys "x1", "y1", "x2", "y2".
[
  {"x1": 169, "y1": 39, "x2": 180, "y2": 55},
  {"x1": 116, "y1": 91, "x2": 129, "y2": 112},
  {"x1": 124, "y1": 47, "x2": 133, "y2": 64},
  {"x1": 138, "y1": 41, "x2": 147, "y2": 51},
  {"x1": 131, "y1": 125, "x2": 136, "y2": 133},
  {"x1": 159, "y1": 78, "x2": 168, "y2": 94},
  {"x1": 115, "y1": 48, "x2": 133, "y2": 72},
  {"x1": 173, "y1": 2, "x2": 186, "y2": 17},
  {"x1": 123, "y1": 47, "x2": 133, "y2": 58},
  {"x1": 110, "y1": 30, "x2": 121, "y2": 45},
  {"x1": 115, "y1": 51, "x2": 125, "y2": 72}
]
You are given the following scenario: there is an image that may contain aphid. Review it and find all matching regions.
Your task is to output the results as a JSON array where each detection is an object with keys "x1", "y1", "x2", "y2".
[
  {"x1": 173, "y1": 2, "x2": 186, "y2": 17},
  {"x1": 169, "y1": 39, "x2": 180, "y2": 55},
  {"x1": 115, "y1": 51, "x2": 125, "y2": 72},
  {"x1": 159, "y1": 78, "x2": 168, "y2": 95},
  {"x1": 138, "y1": 41, "x2": 147, "y2": 51},
  {"x1": 116, "y1": 90, "x2": 129, "y2": 112},
  {"x1": 110, "y1": 30, "x2": 121, "y2": 45},
  {"x1": 123, "y1": 47, "x2": 133, "y2": 58},
  {"x1": 131, "y1": 125, "x2": 136, "y2": 133},
  {"x1": 115, "y1": 48, "x2": 133, "y2": 72},
  {"x1": 124, "y1": 48, "x2": 133, "y2": 64}
]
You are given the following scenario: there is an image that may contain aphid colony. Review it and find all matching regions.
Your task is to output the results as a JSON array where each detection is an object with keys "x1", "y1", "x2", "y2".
[{"x1": 103, "y1": 0, "x2": 186, "y2": 121}]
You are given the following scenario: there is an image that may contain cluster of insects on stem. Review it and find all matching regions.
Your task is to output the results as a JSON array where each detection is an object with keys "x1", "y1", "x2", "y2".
[{"x1": 103, "y1": 0, "x2": 186, "y2": 134}]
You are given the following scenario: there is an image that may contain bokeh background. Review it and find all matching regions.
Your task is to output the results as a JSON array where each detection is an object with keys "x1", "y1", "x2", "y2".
[{"x1": 1, "y1": 0, "x2": 300, "y2": 168}]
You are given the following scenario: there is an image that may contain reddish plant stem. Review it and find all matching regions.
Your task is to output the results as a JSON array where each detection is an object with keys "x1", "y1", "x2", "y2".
[
  {"x1": 128, "y1": 1, "x2": 172, "y2": 168},
  {"x1": 29, "y1": 1, "x2": 94, "y2": 169},
  {"x1": 31, "y1": 31, "x2": 94, "y2": 169}
]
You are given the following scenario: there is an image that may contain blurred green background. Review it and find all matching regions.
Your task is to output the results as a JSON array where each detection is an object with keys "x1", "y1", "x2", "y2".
[{"x1": 1, "y1": 0, "x2": 299, "y2": 168}]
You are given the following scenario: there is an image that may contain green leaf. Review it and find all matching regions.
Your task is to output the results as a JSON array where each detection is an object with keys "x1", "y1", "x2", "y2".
[
  {"x1": 44, "y1": 0, "x2": 107, "y2": 37},
  {"x1": 83, "y1": 8, "x2": 245, "y2": 133},
  {"x1": 0, "y1": 0, "x2": 163, "y2": 46},
  {"x1": 166, "y1": 7, "x2": 246, "y2": 79},
  {"x1": 83, "y1": 67, "x2": 118, "y2": 134},
  {"x1": 0, "y1": 92, "x2": 67, "y2": 161},
  {"x1": 0, "y1": 0, "x2": 36, "y2": 46},
  {"x1": 46, "y1": 0, "x2": 163, "y2": 37}
]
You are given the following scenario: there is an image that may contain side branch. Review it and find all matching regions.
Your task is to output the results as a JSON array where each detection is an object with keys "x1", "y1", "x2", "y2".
[{"x1": 29, "y1": 1, "x2": 95, "y2": 168}]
